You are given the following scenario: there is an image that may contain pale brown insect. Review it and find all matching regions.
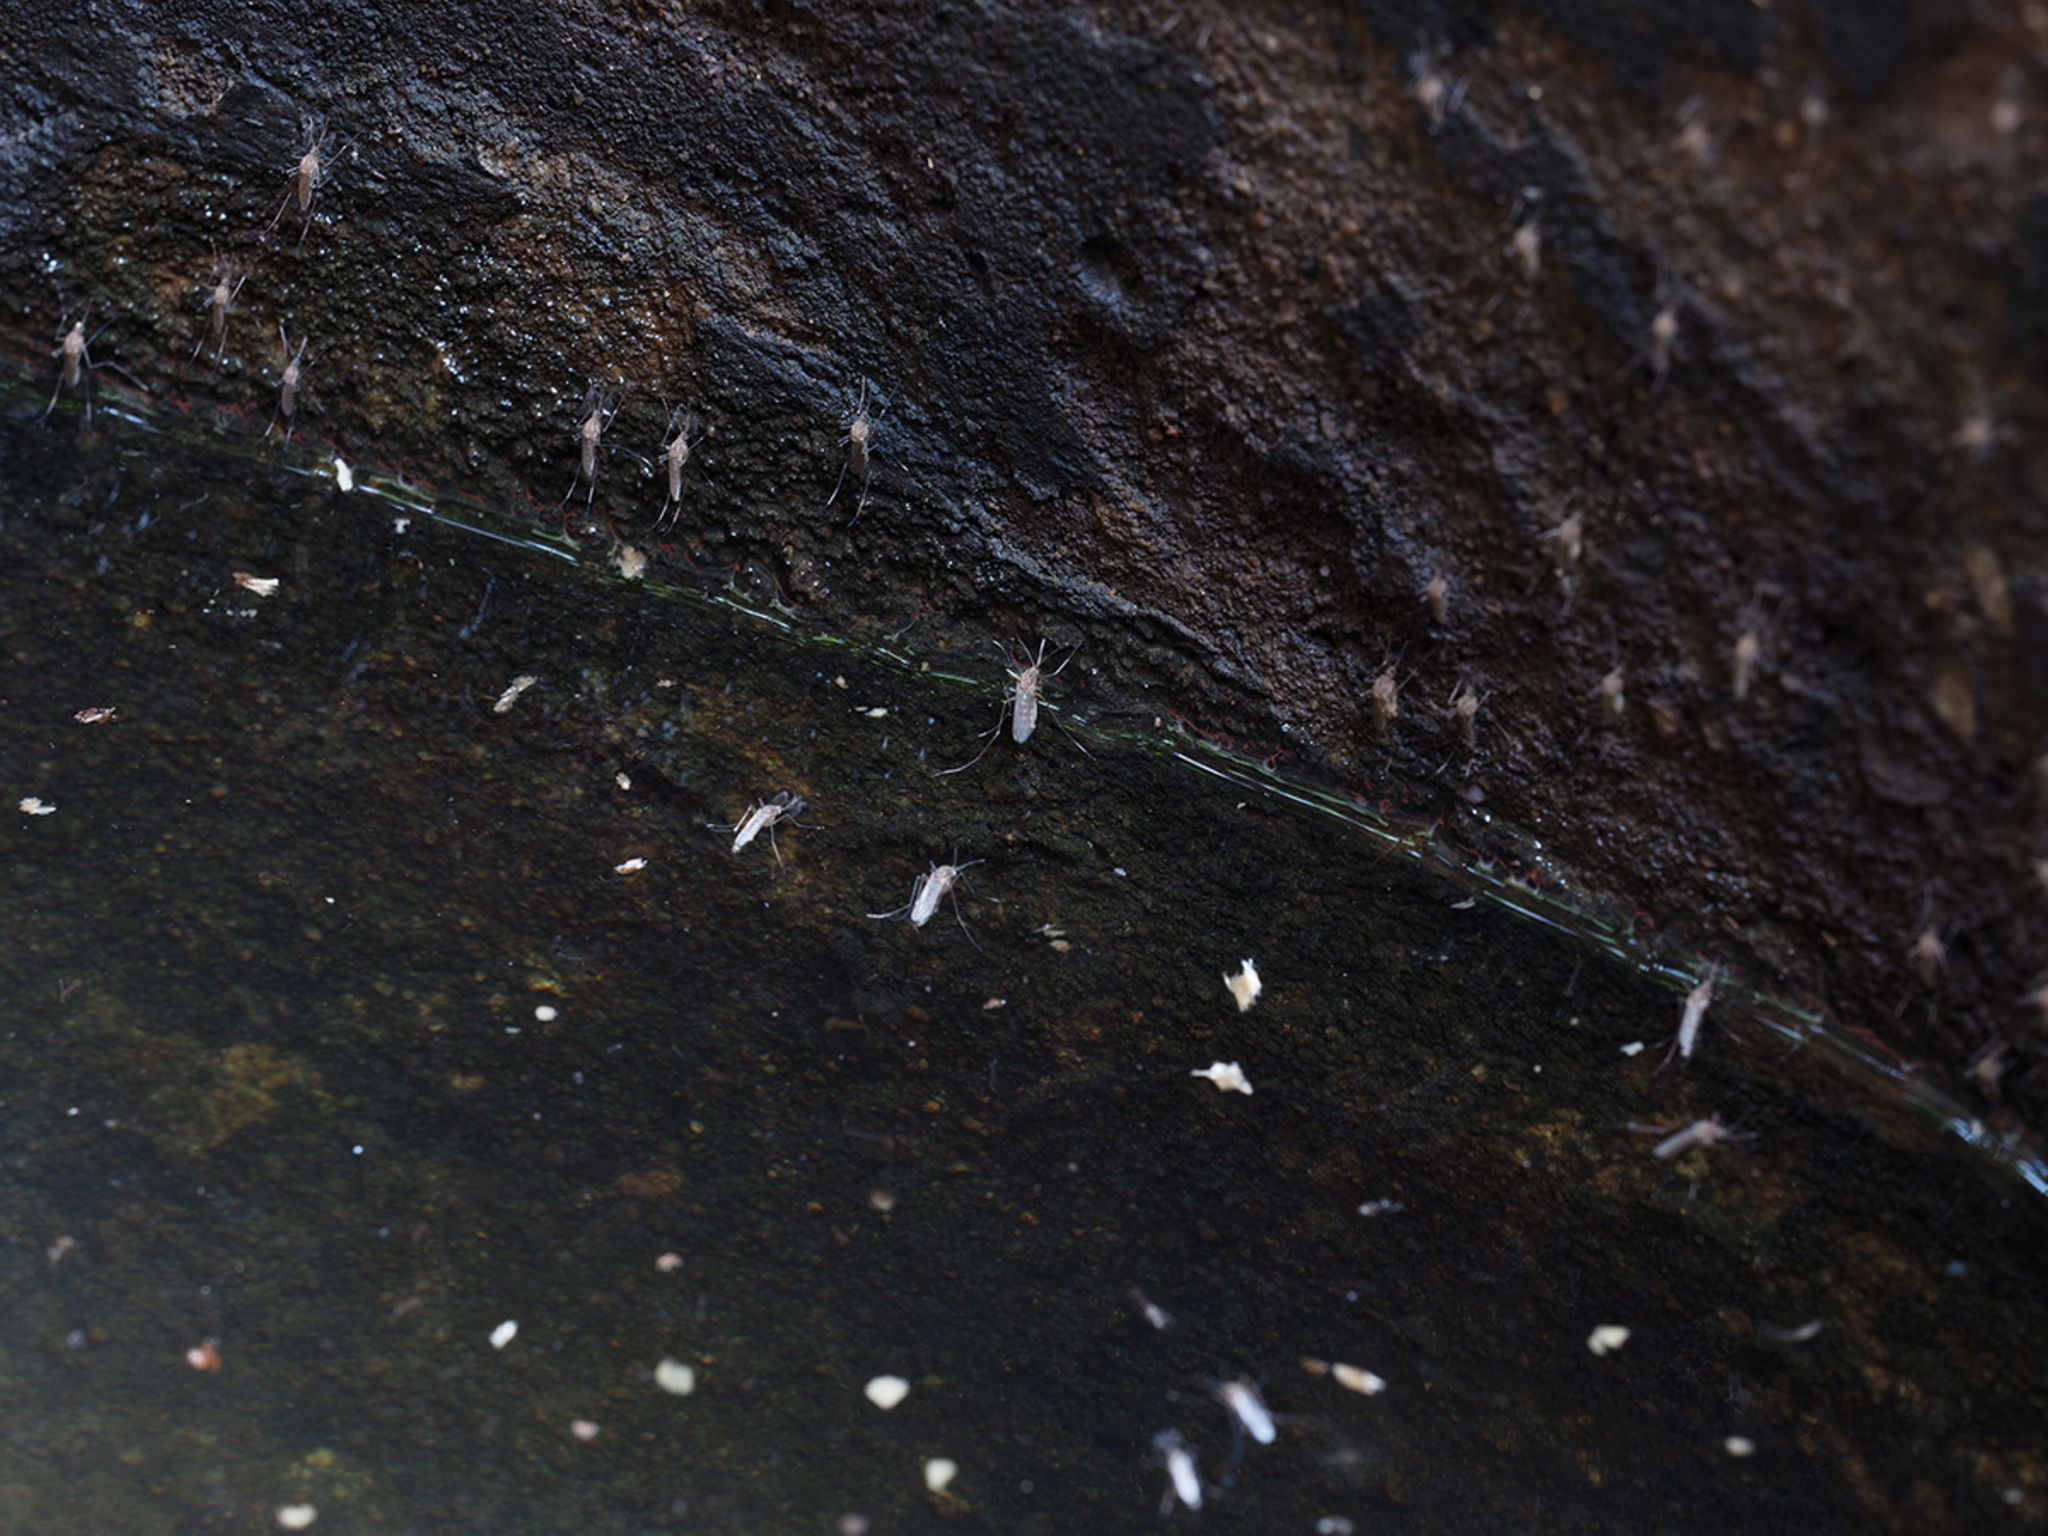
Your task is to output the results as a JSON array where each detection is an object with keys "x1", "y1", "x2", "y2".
[
  {"x1": 655, "y1": 403, "x2": 700, "y2": 530},
  {"x1": 1423, "y1": 571, "x2": 1451, "y2": 624},
  {"x1": 1370, "y1": 668, "x2": 1402, "y2": 727},
  {"x1": 1448, "y1": 680, "x2": 1483, "y2": 747},
  {"x1": 824, "y1": 377, "x2": 878, "y2": 524},
  {"x1": 41, "y1": 295, "x2": 141, "y2": 429},
  {"x1": 1598, "y1": 665, "x2": 1626, "y2": 721},
  {"x1": 266, "y1": 114, "x2": 348, "y2": 249},
  {"x1": 266, "y1": 321, "x2": 313, "y2": 440},
  {"x1": 941, "y1": 638, "x2": 1086, "y2": 773},
  {"x1": 1509, "y1": 219, "x2": 1542, "y2": 284},
  {"x1": 191, "y1": 248, "x2": 252, "y2": 368}
]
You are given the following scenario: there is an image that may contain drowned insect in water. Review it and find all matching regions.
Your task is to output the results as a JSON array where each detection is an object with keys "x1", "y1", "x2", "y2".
[
  {"x1": 941, "y1": 638, "x2": 1087, "y2": 773},
  {"x1": 725, "y1": 791, "x2": 808, "y2": 867},
  {"x1": 868, "y1": 857, "x2": 986, "y2": 947},
  {"x1": 1639, "y1": 1113, "x2": 1749, "y2": 1160},
  {"x1": 1215, "y1": 1377, "x2": 1276, "y2": 1446},
  {"x1": 1152, "y1": 1429, "x2": 1203, "y2": 1515},
  {"x1": 1664, "y1": 963, "x2": 1722, "y2": 1067}
]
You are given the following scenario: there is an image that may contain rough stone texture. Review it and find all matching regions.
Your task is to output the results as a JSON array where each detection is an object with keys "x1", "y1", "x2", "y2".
[{"x1": 3, "y1": 1, "x2": 2045, "y2": 1134}]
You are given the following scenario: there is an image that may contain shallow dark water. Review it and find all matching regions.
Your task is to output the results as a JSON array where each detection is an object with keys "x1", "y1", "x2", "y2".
[{"x1": 1, "y1": 397, "x2": 2043, "y2": 1534}]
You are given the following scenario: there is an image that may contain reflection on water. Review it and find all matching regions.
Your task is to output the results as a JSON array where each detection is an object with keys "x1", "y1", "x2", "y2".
[{"x1": 1, "y1": 399, "x2": 2043, "y2": 1534}]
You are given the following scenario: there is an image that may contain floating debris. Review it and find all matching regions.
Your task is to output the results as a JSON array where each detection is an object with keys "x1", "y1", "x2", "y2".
[
  {"x1": 864, "y1": 1374, "x2": 911, "y2": 1410},
  {"x1": 18, "y1": 797, "x2": 55, "y2": 816},
  {"x1": 654, "y1": 1252, "x2": 683, "y2": 1273},
  {"x1": 655, "y1": 1357, "x2": 696, "y2": 1396},
  {"x1": 922, "y1": 1458, "x2": 958, "y2": 1494},
  {"x1": 1356, "y1": 1198, "x2": 1403, "y2": 1217},
  {"x1": 1300, "y1": 1357, "x2": 1387, "y2": 1396},
  {"x1": 184, "y1": 1339, "x2": 222, "y2": 1372},
  {"x1": 492, "y1": 674, "x2": 540, "y2": 714},
  {"x1": 1619, "y1": 1041, "x2": 1646, "y2": 1056},
  {"x1": 333, "y1": 457, "x2": 354, "y2": 492},
  {"x1": 534, "y1": 1005, "x2": 558, "y2": 1022},
  {"x1": 234, "y1": 572, "x2": 280, "y2": 597},
  {"x1": 1190, "y1": 1061, "x2": 1253, "y2": 1095},
  {"x1": 489, "y1": 1319, "x2": 518, "y2": 1350},
  {"x1": 1223, "y1": 958, "x2": 1262, "y2": 1012},
  {"x1": 73, "y1": 707, "x2": 116, "y2": 724},
  {"x1": 615, "y1": 857, "x2": 647, "y2": 875},
  {"x1": 275, "y1": 1506, "x2": 318, "y2": 1531},
  {"x1": 1586, "y1": 1325, "x2": 1631, "y2": 1357},
  {"x1": 1724, "y1": 1436, "x2": 1755, "y2": 1457},
  {"x1": 1128, "y1": 1286, "x2": 1175, "y2": 1331},
  {"x1": 569, "y1": 1418, "x2": 601, "y2": 1442}
]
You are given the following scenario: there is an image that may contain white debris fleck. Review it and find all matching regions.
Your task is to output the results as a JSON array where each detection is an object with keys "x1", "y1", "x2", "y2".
[
  {"x1": 615, "y1": 543, "x2": 648, "y2": 581},
  {"x1": 73, "y1": 707, "x2": 116, "y2": 724},
  {"x1": 615, "y1": 771, "x2": 632, "y2": 790},
  {"x1": 493, "y1": 674, "x2": 540, "y2": 713},
  {"x1": 655, "y1": 1357, "x2": 696, "y2": 1396},
  {"x1": 1724, "y1": 1435, "x2": 1755, "y2": 1457},
  {"x1": 1190, "y1": 1061, "x2": 1253, "y2": 1095},
  {"x1": 18, "y1": 797, "x2": 55, "y2": 816},
  {"x1": 1619, "y1": 1041, "x2": 1646, "y2": 1057},
  {"x1": 489, "y1": 1319, "x2": 518, "y2": 1350},
  {"x1": 615, "y1": 857, "x2": 648, "y2": 875},
  {"x1": 864, "y1": 707, "x2": 888, "y2": 718},
  {"x1": 922, "y1": 1458, "x2": 958, "y2": 1494},
  {"x1": 1586, "y1": 1325, "x2": 1631, "y2": 1357},
  {"x1": 1223, "y1": 958, "x2": 1262, "y2": 1012},
  {"x1": 393, "y1": 516, "x2": 411, "y2": 533},
  {"x1": 1356, "y1": 1199, "x2": 1403, "y2": 1217},
  {"x1": 863, "y1": 1374, "x2": 911, "y2": 1410},
  {"x1": 534, "y1": 1005, "x2": 558, "y2": 1022},
  {"x1": 1316, "y1": 1519, "x2": 1357, "y2": 1536},
  {"x1": 276, "y1": 1504, "x2": 318, "y2": 1530},
  {"x1": 1331, "y1": 1362, "x2": 1386, "y2": 1396},
  {"x1": 569, "y1": 1418, "x2": 601, "y2": 1441},
  {"x1": 333, "y1": 457, "x2": 354, "y2": 492},
  {"x1": 233, "y1": 572, "x2": 280, "y2": 597}
]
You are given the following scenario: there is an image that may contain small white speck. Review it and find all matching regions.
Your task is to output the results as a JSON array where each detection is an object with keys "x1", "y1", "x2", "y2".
[
  {"x1": 864, "y1": 1375, "x2": 911, "y2": 1410},
  {"x1": 1113, "y1": 867, "x2": 1127, "y2": 877},
  {"x1": 1190, "y1": 1061, "x2": 1253, "y2": 1095},
  {"x1": 1224, "y1": 958, "x2": 1262, "y2": 1012},
  {"x1": 864, "y1": 707, "x2": 888, "y2": 718},
  {"x1": 615, "y1": 857, "x2": 647, "y2": 875},
  {"x1": 534, "y1": 1005, "x2": 558, "y2": 1022},
  {"x1": 923, "y1": 1458, "x2": 958, "y2": 1494},
  {"x1": 18, "y1": 797, "x2": 55, "y2": 816},
  {"x1": 1724, "y1": 1435, "x2": 1755, "y2": 1457},
  {"x1": 1620, "y1": 1041, "x2": 1645, "y2": 1056},
  {"x1": 276, "y1": 1505, "x2": 318, "y2": 1530},
  {"x1": 489, "y1": 1319, "x2": 518, "y2": 1350},
  {"x1": 333, "y1": 457, "x2": 354, "y2": 492},
  {"x1": 655, "y1": 1357, "x2": 696, "y2": 1396},
  {"x1": 234, "y1": 572, "x2": 280, "y2": 597},
  {"x1": 569, "y1": 1418, "x2": 601, "y2": 1442},
  {"x1": 1586, "y1": 1325, "x2": 1631, "y2": 1356},
  {"x1": 393, "y1": 516, "x2": 411, "y2": 533}
]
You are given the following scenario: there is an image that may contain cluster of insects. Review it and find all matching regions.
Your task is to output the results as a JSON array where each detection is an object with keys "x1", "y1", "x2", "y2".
[{"x1": 34, "y1": 110, "x2": 889, "y2": 539}]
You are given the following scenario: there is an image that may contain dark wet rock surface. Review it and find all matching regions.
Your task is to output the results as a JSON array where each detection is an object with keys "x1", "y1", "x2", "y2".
[{"x1": 2, "y1": 0, "x2": 2045, "y2": 1136}]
